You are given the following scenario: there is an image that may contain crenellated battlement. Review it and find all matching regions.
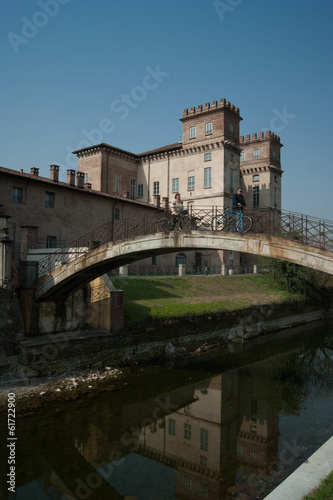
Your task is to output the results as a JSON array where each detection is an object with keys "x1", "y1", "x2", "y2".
[
  {"x1": 182, "y1": 98, "x2": 240, "y2": 118},
  {"x1": 239, "y1": 130, "x2": 281, "y2": 143}
]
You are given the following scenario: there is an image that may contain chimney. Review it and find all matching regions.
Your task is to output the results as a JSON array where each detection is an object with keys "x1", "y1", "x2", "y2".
[
  {"x1": 153, "y1": 194, "x2": 161, "y2": 208},
  {"x1": 50, "y1": 164, "x2": 60, "y2": 182},
  {"x1": 123, "y1": 191, "x2": 130, "y2": 198},
  {"x1": 76, "y1": 171, "x2": 85, "y2": 189},
  {"x1": 162, "y1": 197, "x2": 169, "y2": 210},
  {"x1": 30, "y1": 167, "x2": 39, "y2": 176},
  {"x1": 66, "y1": 169, "x2": 76, "y2": 186}
]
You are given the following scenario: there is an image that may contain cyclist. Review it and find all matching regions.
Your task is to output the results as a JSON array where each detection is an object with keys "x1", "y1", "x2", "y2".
[{"x1": 232, "y1": 187, "x2": 247, "y2": 211}]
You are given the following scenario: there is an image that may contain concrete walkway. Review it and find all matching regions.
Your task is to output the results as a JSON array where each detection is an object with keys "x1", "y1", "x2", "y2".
[{"x1": 264, "y1": 436, "x2": 333, "y2": 499}]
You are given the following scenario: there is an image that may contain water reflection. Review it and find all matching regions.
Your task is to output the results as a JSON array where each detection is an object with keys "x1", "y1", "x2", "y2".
[{"x1": 2, "y1": 321, "x2": 333, "y2": 500}]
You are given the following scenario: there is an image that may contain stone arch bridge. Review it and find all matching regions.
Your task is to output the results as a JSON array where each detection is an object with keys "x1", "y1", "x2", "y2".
[{"x1": 36, "y1": 208, "x2": 333, "y2": 301}]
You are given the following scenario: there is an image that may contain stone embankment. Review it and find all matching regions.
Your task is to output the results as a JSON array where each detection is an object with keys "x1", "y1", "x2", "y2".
[{"x1": 0, "y1": 298, "x2": 331, "y2": 410}]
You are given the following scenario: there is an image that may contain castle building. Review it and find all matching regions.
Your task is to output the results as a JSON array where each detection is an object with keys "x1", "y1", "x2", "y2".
[
  {"x1": 73, "y1": 98, "x2": 283, "y2": 270},
  {"x1": 73, "y1": 98, "x2": 283, "y2": 214}
]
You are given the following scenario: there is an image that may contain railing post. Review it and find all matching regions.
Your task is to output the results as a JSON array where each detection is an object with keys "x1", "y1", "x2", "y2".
[
  {"x1": 178, "y1": 264, "x2": 186, "y2": 276},
  {"x1": 305, "y1": 215, "x2": 308, "y2": 245}
]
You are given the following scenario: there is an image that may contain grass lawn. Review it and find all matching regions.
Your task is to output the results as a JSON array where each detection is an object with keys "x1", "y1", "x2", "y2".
[
  {"x1": 110, "y1": 274, "x2": 301, "y2": 328},
  {"x1": 302, "y1": 470, "x2": 333, "y2": 499}
]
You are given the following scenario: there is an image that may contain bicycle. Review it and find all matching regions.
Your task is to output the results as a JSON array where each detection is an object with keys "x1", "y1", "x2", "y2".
[
  {"x1": 211, "y1": 209, "x2": 253, "y2": 232},
  {"x1": 157, "y1": 211, "x2": 192, "y2": 232}
]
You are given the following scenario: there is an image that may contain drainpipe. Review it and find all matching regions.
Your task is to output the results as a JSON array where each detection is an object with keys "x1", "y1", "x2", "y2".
[
  {"x1": 147, "y1": 158, "x2": 150, "y2": 203},
  {"x1": 167, "y1": 152, "x2": 170, "y2": 199}
]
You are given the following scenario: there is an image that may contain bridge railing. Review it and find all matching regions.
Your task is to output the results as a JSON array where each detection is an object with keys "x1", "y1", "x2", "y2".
[
  {"x1": 37, "y1": 213, "x2": 163, "y2": 276},
  {"x1": 37, "y1": 207, "x2": 333, "y2": 277},
  {"x1": 249, "y1": 209, "x2": 333, "y2": 251}
]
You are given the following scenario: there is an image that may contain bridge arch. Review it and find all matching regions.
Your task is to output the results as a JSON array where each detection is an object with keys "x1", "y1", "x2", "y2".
[{"x1": 35, "y1": 230, "x2": 333, "y2": 301}]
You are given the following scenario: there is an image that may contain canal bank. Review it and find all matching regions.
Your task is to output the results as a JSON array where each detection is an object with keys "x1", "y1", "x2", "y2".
[
  {"x1": 264, "y1": 436, "x2": 333, "y2": 500},
  {"x1": 0, "y1": 304, "x2": 332, "y2": 409}
]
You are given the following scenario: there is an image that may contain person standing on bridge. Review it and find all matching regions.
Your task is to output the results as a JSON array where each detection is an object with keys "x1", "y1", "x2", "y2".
[
  {"x1": 172, "y1": 193, "x2": 187, "y2": 215},
  {"x1": 232, "y1": 188, "x2": 247, "y2": 211}
]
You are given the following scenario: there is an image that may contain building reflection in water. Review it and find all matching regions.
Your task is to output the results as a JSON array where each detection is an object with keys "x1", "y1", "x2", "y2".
[{"x1": 114, "y1": 369, "x2": 279, "y2": 499}]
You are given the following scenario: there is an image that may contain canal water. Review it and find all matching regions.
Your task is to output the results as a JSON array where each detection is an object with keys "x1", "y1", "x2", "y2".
[{"x1": 1, "y1": 319, "x2": 333, "y2": 500}]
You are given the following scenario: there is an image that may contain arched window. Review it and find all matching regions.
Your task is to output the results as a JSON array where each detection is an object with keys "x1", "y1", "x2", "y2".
[
  {"x1": 176, "y1": 253, "x2": 186, "y2": 266},
  {"x1": 114, "y1": 208, "x2": 120, "y2": 220}
]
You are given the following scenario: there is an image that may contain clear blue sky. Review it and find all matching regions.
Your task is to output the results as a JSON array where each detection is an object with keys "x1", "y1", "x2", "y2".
[{"x1": 1, "y1": 0, "x2": 332, "y2": 219}]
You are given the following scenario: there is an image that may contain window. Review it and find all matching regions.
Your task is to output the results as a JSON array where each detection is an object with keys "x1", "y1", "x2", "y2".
[
  {"x1": 176, "y1": 253, "x2": 186, "y2": 266},
  {"x1": 253, "y1": 186, "x2": 259, "y2": 209},
  {"x1": 172, "y1": 178, "x2": 179, "y2": 193},
  {"x1": 184, "y1": 477, "x2": 192, "y2": 490},
  {"x1": 204, "y1": 167, "x2": 211, "y2": 188},
  {"x1": 274, "y1": 186, "x2": 278, "y2": 207},
  {"x1": 12, "y1": 187, "x2": 23, "y2": 204},
  {"x1": 189, "y1": 126, "x2": 196, "y2": 139},
  {"x1": 205, "y1": 122, "x2": 212, "y2": 134},
  {"x1": 229, "y1": 169, "x2": 234, "y2": 194},
  {"x1": 201, "y1": 484, "x2": 209, "y2": 496},
  {"x1": 200, "y1": 456, "x2": 208, "y2": 466},
  {"x1": 228, "y1": 123, "x2": 233, "y2": 136},
  {"x1": 236, "y1": 444, "x2": 243, "y2": 455},
  {"x1": 200, "y1": 429, "x2": 208, "y2": 451},
  {"x1": 240, "y1": 152, "x2": 245, "y2": 162},
  {"x1": 250, "y1": 425, "x2": 257, "y2": 433},
  {"x1": 153, "y1": 181, "x2": 159, "y2": 195},
  {"x1": 114, "y1": 208, "x2": 120, "y2": 220},
  {"x1": 184, "y1": 423, "x2": 191, "y2": 439},
  {"x1": 273, "y1": 150, "x2": 277, "y2": 160},
  {"x1": 229, "y1": 251, "x2": 234, "y2": 267},
  {"x1": 168, "y1": 419, "x2": 175, "y2": 435},
  {"x1": 45, "y1": 192, "x2": 55, "y2": 208},
  {"x1": 130, "y1": 179, "x2": 136, "y2": 199},
  {"x1": 250, "y1": 449, "x2": 257, "y2": 459},
  {"x1": 230, "y1": 153, "x2": 234, "y2": 162},
  {"x1": 137, "y1": 184, "x2": 143, "y2": 197},
  {"x1": 84, "y1": 173, "x2": 89, "y2": 184},
  {"x1": 253, "y1": 174, "x2": 259, "y2": 182},
  {"x1": 46, "y1": 236, "x2": 57, "y2": 248},
  {"x1": 253, "y1": 149, "x2": 260, "y2": 159},
  {"x1": 188, "y1": 176, "x2": 195, "y2": 191},
  {"x1": 114, "y1": 174, "x2": 120, "y2": 193},
  {"x1": 274, "y1": 175, "x2": 277, "y2": 183},
  {"x1": 204, "y1": 152, "x2": 211, "y2": 161},
  {"x1": 152, "y1": 256, "x2": 157, "y2": 265}
]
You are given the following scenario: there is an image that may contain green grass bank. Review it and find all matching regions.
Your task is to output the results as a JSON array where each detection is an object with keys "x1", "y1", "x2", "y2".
[
  {"x1": 110, "y1": 273, "x2": 332, "y2": 331},
  {"x1": 302, "y1": 470, "x2": 333, "y2": 499}
]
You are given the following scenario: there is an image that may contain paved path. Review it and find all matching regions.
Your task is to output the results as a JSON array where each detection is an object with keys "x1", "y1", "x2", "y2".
[{"x1": 264, "y1": 435, "x2": 333, "y2": 499}]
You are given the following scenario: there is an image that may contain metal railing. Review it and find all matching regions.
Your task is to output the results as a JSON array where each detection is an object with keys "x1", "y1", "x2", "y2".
[{"x1": 37, "y1": 208, "x2": 333, "y2": 277}]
